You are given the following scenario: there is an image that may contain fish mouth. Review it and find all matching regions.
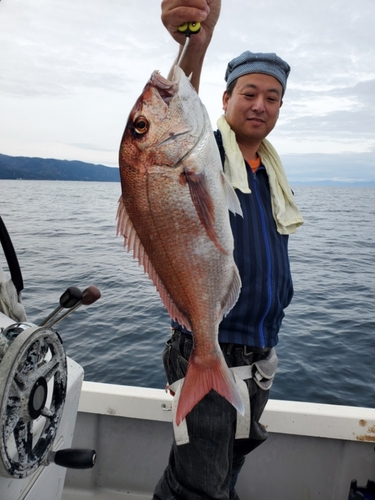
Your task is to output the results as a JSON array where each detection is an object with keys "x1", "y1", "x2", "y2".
[{"x1": 150, "y1": 71, "x2": 177, "y2": 105}]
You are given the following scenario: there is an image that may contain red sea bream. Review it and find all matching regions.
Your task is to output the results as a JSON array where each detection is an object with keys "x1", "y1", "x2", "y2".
[{"x1": 117, "y1": 65, "x2": 244, "y2": 424}]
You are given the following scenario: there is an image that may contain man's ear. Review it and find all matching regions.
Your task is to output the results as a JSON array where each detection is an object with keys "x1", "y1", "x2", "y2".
[{"x1": 222, "y1": 91, "x2": 229, "y2": 111}]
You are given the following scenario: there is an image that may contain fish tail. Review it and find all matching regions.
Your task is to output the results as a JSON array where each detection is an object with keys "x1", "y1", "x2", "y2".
[{"x1": 175, "y1": 353, "x2": 244, "y2": 425}]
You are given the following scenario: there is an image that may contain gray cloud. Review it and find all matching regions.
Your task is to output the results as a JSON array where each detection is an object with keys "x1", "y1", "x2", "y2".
[
  {"x1": 277, "y1": 79, "x2": 375, "y2": 149},
  {"x1": 282, "y1": 151, "x2": 375, "y2": 184}
]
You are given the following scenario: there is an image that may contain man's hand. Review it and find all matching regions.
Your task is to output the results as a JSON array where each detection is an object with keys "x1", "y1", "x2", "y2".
[
  {"x1": 161, "y1": 0, "x2": 221, "y2": 50},
  {"x1": 161, "y1": 0, "x2": 221, "y2": 91}
]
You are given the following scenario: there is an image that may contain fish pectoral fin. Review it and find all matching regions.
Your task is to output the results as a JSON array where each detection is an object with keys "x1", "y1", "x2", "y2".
[
  {"x1": 175, "y1": 352, "x2": 244, "y2": 425},
  {"x1": 116, "y1": 197, "x2": 192, "y2": 331},
  {"x1": 182, "y1": 169, "x2": 226, "y2": 254},
  {"x1": 221, "y1": 172, "x2": 243, "y2": 217}
]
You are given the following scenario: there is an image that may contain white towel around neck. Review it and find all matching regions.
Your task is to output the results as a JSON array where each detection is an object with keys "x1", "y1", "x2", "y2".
[{"x1": 217, "y1": 115, "x2": 304, "y2": 235}]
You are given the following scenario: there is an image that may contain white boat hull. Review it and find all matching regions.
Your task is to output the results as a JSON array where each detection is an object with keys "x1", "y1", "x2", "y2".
[{"x1": 63, "y1": 382, "x2": 375, "y2": 500}]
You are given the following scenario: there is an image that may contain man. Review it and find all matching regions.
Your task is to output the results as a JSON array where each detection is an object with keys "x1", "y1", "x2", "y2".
[{"x1": 153, "y1": 1, "x2": 303, "y2": 499}]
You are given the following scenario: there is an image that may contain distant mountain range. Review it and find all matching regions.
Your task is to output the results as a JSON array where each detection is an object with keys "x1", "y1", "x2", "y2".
[
  {"x1": 0, "y1": 153, "x2": 119, "y2": 182},
  {"x1": 1, "y1": 152, "x2": 374, "y2": 187}
]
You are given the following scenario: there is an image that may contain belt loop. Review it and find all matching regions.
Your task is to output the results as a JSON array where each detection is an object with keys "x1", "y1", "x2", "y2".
[
  {"x1": 173, "y1": 329, "x2": 183, "y2": 344},
  {"x1": 226, "y1": 343, "x2": 233, "y2": 355}
]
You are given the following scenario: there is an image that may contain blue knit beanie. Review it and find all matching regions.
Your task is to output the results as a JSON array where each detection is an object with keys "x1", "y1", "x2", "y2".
[{"x1": 225, "y1": 50, "x2": 291, "y2": 95}]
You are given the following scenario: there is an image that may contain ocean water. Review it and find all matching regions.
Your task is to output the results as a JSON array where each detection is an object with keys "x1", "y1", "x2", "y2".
[{"x1": 0, "y1": 179, "x2": 374, "y2": 408}]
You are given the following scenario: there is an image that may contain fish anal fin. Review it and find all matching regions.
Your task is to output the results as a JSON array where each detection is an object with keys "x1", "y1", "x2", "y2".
[
  {"x1": 175, "y1": 352, "x2": 244, "y2": 425},
  {"x1": 182, "y1": 170, "x2": 226, "y2": 254},
  {"x1": 116, "y1": 197, "x2": 192, "y2": 331}
]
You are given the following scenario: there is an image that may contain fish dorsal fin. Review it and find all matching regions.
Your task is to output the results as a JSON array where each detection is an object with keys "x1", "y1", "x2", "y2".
[
  {"x1": 182, "y1": 169, "x2": 226, "y2": 254},
  {"x1": 116, "y1": 197, "x2": 192, "y2": 331}
]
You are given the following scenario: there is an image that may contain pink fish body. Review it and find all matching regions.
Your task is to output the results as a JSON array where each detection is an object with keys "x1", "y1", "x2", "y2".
[{"x1": 117, "y1": 66, "x2": 244, "y2": 424}]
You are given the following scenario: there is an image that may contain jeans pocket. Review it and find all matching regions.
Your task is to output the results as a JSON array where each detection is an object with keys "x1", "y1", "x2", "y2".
[{"x1": 175, "y1": 352, "x2": 189, "y2": 381}]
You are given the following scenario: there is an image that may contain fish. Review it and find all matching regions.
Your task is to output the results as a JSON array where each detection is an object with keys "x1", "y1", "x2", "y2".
[{"x1": 117, "y1": 65, "x2": 244, "y2": 425}]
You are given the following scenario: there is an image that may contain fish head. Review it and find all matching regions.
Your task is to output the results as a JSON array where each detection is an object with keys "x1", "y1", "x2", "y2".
[{"x1": 119, "y1": 66, "x2": 205, "y2": 174}]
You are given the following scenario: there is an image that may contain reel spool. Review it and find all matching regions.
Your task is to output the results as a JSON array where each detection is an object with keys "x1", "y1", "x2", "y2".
[{"x1": 0, "y1": 324, "x2": 67, "y2": 478}]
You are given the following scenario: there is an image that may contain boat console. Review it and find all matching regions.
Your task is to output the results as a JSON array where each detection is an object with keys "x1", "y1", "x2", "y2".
[{"x1": 0, "y1": 216, "x2": 98, "y2": 500}]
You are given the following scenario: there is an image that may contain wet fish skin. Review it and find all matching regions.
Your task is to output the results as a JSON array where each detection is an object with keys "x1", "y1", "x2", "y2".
[{"x1": 117, "y1": 66, "x2": 244, "y2": 424}]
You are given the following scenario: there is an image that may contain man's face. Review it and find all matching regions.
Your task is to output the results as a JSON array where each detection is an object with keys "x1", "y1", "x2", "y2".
[{"x1": 222, "y1": 73, "x2": 283, "y2": 145}]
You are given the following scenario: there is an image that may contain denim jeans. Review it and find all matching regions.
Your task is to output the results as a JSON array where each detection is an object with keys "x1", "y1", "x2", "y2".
[{"x1": 153, "y1": 330, "x2": 270, "y2": 500}]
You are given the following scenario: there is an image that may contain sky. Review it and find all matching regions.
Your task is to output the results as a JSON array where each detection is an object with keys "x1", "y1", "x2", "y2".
[{"x1": 1, "y1": 0, "x2": 375, "y2": 184}]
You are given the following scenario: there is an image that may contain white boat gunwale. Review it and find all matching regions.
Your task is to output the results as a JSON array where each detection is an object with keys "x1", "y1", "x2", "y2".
[{"x1": 79, "y1": 380, "x2": 375, "y2": 443}]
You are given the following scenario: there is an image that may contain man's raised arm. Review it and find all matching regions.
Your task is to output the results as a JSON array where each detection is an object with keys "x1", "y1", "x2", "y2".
[{"x1": 161, "y1": 0, "x2": 221, "y2": 92}]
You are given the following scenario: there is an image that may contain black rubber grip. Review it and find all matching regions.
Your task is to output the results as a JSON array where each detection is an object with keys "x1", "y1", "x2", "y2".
[{"x1": 54, "y1": 448, "x2": 97, "y2": 469}]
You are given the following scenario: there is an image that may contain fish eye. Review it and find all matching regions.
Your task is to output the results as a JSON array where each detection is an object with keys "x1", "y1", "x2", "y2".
[{"x1": 134, "y1": 116, "x2": 149, "y2": 135}]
